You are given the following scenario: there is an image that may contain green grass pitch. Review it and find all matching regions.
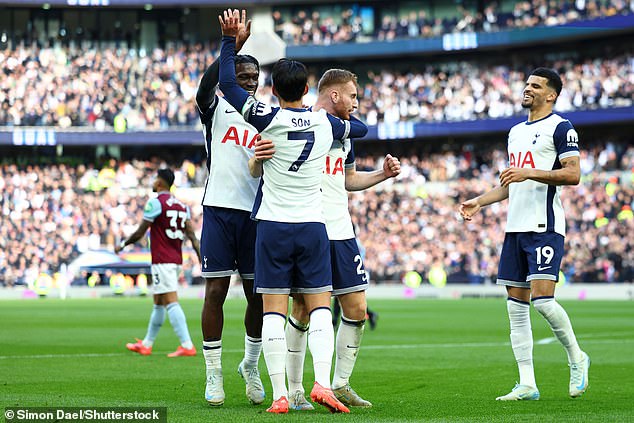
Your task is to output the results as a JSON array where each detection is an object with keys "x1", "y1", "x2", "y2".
[{"x1": 1, "y1": 297, "x2": 633, "y2": 422}]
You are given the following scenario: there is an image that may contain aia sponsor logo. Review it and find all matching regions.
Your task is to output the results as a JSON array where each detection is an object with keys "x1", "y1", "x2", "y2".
[
  {"x1": 220, "y1": 126, "x2": 258, "y2": 149},
  {"x1": 324, "y1": 156, "x2": 344, "y2": 175},
  {"x1": 509, "y1": 151, "x2": 535, "y2": 168}
]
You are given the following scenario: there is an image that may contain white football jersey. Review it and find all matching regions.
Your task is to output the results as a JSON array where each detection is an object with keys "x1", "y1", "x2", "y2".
[
  {"x1": 322, "y1": 138, "x2": 356, "y2": 240},
  {"x1": 506, "y1": 113, "x2": 580, "y2": 236},
  {"x1": 199, "y1": 96, "x2": 259, "y2": 212},
  {"x1": 252, "y1": 107, "x2": 341, "y2": 223}
]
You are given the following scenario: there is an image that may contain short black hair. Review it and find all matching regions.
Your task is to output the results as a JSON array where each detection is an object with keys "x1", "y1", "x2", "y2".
[
  {"x1": 271, "y1": 58, "x2": 308, "y2": 102},
  {"x1": 235, "y1": 54, "x2": 260, "y2": 73},
  {"x1": 157, "y1": 168, "x2": 175, "y2": 187},
  {"x1": 530, "y1": 67, "x2": 563, "y2": 96}
]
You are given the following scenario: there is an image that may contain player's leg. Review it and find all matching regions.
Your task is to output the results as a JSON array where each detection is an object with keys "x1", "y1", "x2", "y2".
[
  {"x1": 261, "y1": 294, "x2": 290, "y2": 413},
  {"x1": 286, "y1": 294, "x2": 313, "y2": 410},
  {"x1": 255, "y1": 221, "x2": 295, "y2": 413},
  {"x1": 201, "y1": 276, "x2": 230, "y2": 405},
  {"x1": 199, "y1": 206, "x2": 238, "y2": 405},
  {"x1": 329, "y1": 238, "x2": 371, "y2": 407},
  {"x1": 332, "y1": 290, "x2": 372, "y2": 408},
  {"x1": 163, "y1": 288, "x2": 196, "y2": 357},
  {"x1": 235, "y1": 214, "x2": 265, "y2": 405},
  {"x1": 295, "y1": 223, "x2": 348, "y2": 413},
  {"x1": 527, "y1": 232, "x2": 589, "y2": 398},
  {"x1": 531, "y1": 281, "x2": 588, "y2": 397},
  {"x1": 125, "y1": 292, "x2": 165, "y2": 355},
  {"x1": 496, "y1": 233, "x2": 540, "y2": 401},
  {"x1": 303, "y1": 293, "x2": 349, "y2": 413},
  {"x1": 238, "y1": 277, "x2": 265, "y2": 405}
]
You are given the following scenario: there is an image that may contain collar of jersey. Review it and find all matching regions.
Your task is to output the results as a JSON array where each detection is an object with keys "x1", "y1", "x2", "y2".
[
  {"x1": 285, "y1": 107, "x2": 310, "y2": 112},
  {"x1": 525, "y1": 112, "x2": 553, "y2": 125}
]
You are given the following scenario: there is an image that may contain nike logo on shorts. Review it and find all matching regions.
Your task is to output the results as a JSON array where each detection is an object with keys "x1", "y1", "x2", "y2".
[{"x1": 537, "y1": 265, "x2": 552, "y2": 271}]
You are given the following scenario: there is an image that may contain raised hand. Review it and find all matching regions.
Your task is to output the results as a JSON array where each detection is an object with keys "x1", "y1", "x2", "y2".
[
  {"x1": 236, "y1": 9, "x2": 252, "y2": 51},
  {"x1": 218, "y1": 9, "x2": 240, "y2": 38},
  {"x1": 383, "y1": 154, "x2": 401, "y2": 178}
]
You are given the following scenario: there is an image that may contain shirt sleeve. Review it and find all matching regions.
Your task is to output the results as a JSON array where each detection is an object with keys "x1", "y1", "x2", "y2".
[
  {"x1": 345, "y1": 139, "x2": 355, "y2": 167},
  {"x1": 553, "y1": 120, "x2": 580, "y2": 160},
  {"x1": 143, "y1": 198, "x2": 162, "y2": 222},
  {"x1": 244, "y1": 100, "x2": 279, "y2": 132},
  {"x1": 198, "y1": 95, "x2": 219, "y2": 126}
]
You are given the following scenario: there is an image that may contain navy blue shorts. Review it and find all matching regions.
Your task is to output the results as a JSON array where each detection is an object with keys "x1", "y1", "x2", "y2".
[
  {"x1": 255, "y1": 221, "x2": 332, "y2": 294},
  {"x1": 330, "y1": 238, "x2": 368, "y2": 296},
  {"x1": 200, "y1": 206, "x2": 256, "y2": 279},
  {"x1": 497, "y1": 231, "x2": 565, "y2": 288}
]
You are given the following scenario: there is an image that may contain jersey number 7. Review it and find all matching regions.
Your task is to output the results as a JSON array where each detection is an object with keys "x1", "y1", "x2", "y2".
[{"x1": 288, "y1": 131, "x2": 315, "y2": 172}]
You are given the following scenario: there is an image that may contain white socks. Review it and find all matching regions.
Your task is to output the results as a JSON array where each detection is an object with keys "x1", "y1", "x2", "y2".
[
  {"x1": 307, "y1": 307, "x2": 335, "y2": 388},
  {"x1": 262, "y1": 313, "x2": 288, "y2": 400},
  {"x1": 332, "y1": 316, "x2": 365, "y2": 389},
  {"x1": 285, "y1": 316, "x2": 309, "y2": 394},
  {"x1": 532, "y1": 297, "x2": 583, "y2": 364},
  {"x1": 243, "y1": 335, "x2": 262, "y2": 368},
  {"x1": 203, "y1": 339, "x2": 222, "y2": 372},
  {"x1": 507, "y1": 298, "x2": 536, "y2": 388}
]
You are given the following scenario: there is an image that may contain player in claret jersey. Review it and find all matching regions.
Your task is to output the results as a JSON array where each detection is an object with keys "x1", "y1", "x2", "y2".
[
  {"x1": 460, "y1": 67, "x2": 589, "y2": 401},
  {"x1": 195, "y1": 9, "x2": 265, "y2": 407},
  {"x1": 116, "y1": 168, "x2": 201, "y2": 358},
  {"x1": 218, "y1": 9, "x2": 368, "y2": 414}
]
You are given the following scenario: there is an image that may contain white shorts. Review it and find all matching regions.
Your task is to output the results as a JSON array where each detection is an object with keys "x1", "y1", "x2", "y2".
[{"x1": 151, "y1": 263, "x2": 181, "y2": 294}]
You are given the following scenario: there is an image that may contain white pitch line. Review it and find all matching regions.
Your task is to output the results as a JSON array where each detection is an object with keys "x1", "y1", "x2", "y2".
[{"x1": 0, "y1": 337, "x2": 631, "y2": 360}]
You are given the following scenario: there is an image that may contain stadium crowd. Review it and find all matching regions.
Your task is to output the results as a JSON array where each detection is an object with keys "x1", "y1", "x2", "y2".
[
  {"x1": 273, "y1": 0, "x2": 634, "y2": 45},
  {"x1": 0, "y1": 42, "x2": 631, "y2": 128},
  {"x1": 1, "y1": 140, "x2": 632, "y2": 288}
]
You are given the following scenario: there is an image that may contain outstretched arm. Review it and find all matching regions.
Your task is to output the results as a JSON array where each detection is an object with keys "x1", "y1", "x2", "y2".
[
  {"x1": 115, "y1": 220, "x2": 152, "y2": 253},
  {"x1": 196, "y1": 9, "x2": 252, "y2": 112},
  {"x1": 218, "y1": 10, "x2": 251, "y2": 114},
  {"x1": 345, "y1": 154, "x2": 401, "y2": 191},
  {"x1": 459, "y1": 185, "x2": 509, "y2": 221}
]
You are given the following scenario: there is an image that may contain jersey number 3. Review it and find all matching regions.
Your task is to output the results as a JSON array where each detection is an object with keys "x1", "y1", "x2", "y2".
[
  {"x1": 165, "y1": 210, "x2": 187, "y2": 240},
  {"x1": 288, "y1": 131, "x2": 315, "y2": 172}
]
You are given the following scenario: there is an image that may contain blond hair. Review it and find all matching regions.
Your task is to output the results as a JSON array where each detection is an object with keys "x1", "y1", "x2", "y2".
[{"x1": 317, "y1": 69, "x2": 358, "y2": 93}]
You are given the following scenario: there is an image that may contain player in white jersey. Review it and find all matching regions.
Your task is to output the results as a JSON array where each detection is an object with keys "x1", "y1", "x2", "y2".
[
  {"x1": 218, "y1": 9, "x2": 368, "y2": 414},
  {"x1": 460, "y1": 67, "x2": 589, "y2": 401},
  {"x1": 275, "y1": 69, "x2": 400, "y2": 410},
  {"x1": 195, "y1": 10, "x2": 264, "y2": 407}
]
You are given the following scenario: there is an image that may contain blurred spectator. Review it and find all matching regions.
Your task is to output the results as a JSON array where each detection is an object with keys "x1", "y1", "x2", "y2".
[{"x1": 1, "y1": 141, "x2": 632, "y2": 287}]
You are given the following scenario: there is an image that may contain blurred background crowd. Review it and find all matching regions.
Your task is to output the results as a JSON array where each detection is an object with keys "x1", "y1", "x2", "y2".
[
  {"x1": 1, "y1": 138, "x2": 632, "y2": 287},
  {"x1": 273, "y1": 0, "x2": 633, "y2": 45},
  {"x1": 1, "y1": 43, "x2": 631, "y2": 128},
  {"x1": 1, "y1": 0, "x2": 633, "y2": 289}
]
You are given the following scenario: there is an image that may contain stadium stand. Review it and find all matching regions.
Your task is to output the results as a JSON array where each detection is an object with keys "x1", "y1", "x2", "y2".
[
  {"x1": 273, "y1": 0, "x2": 633, "y2": 45},
  {"x1": 1, "y1": 139, "x2": 632, "y2": 287},
  {"x1": 0, "y1": 0, "x2": 632, "y2": 288}
]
